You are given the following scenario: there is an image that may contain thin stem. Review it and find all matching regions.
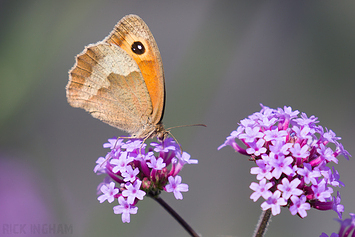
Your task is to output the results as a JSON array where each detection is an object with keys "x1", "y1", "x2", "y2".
[
  {"x1": 150, "y1": 195, "x2": 200, "y2": 237},
  {"x1": 253, "y1": 209, "x2": 272, "y2": 237}
]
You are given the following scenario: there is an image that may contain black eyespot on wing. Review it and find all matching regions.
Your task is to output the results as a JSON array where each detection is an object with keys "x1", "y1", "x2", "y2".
[{"x1": 131, "y1": 41, "x2": 145, "y2": 55}]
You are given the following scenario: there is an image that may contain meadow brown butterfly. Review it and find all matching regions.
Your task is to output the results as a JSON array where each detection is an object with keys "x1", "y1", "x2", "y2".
[{"x1": 66, "y1": 14, "x2": 168, "y2": 140}]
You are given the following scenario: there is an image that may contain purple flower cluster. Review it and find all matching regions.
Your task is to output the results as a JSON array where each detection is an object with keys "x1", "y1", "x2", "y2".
[
  {"x1": 219, "y1": 105, "x2": 350, "y2": 218},
  {"x1": 320, "y1": 213, "x2": 355, "y2": 237},
  {"x1": 94, "y1": 137, "x2": 197, "y2": 223}
]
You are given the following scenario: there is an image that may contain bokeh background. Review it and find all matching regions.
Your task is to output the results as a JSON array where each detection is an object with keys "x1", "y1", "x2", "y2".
[{"x1": 1, "y1": 1, "x2": 354, "y2": 237}]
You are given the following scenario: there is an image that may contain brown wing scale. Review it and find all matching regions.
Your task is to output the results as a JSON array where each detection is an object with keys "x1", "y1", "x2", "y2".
[{"x1": 66, "y1": 15, "x2": 167, "y2": 139}]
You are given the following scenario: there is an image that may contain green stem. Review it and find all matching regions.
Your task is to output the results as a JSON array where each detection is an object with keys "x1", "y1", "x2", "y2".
[
  {"x1": 150, "y1": 195, "x2": 200, "y2": 237},
  {"x1": 253, "y1": 209, "x2": 272, "y2": 237}
]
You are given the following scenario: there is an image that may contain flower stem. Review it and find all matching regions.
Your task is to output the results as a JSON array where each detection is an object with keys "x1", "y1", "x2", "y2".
[
  {"x1": 253, "y1": 209, "x2": 272, "y2": 237},
  {"x1": 151, "y1": 195, "x2": 200, "y2": 237}
]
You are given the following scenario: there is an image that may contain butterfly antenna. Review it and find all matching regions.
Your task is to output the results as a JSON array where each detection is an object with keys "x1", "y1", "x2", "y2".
[
  {"x1": 166, "y1": 130, "x2": 183, "y2": 153},
  {"x1": 100, "y1": 153, "x2": 112, "y2": 167},
  {"x1": 100, "y1": 135, "x2": 137, "y2": 167},
  {"x1": 166, "y1": 123, "x2": 206, "y2": 152},
  {"x1": 167, "y1": 123, "x2": 206, "y2": 130},
  {"x1": 140, "y1": 135, "x2": 151, "y2": 155},
  {"x1": 98, "y1": 137, "x2": 120, "y2": 168}
]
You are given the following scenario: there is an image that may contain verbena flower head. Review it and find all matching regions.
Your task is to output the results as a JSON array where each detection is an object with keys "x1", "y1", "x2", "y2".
[
  {"x1": 94, "y1": 137, "x2": 197, "y2": 223},
  {"x1": 219, "y1": 104, "x2": 350, "y2": 218},
  {"x1": 320, "y1": 213, "x2": 355, "y2": 237}
]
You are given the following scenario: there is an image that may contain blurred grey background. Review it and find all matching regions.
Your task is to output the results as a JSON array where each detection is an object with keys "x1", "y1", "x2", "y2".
[{"x1": 1, "y1": 1, "x2": 354, "y2": 237}]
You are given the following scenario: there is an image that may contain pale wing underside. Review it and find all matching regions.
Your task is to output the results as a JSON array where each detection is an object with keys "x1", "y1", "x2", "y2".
[
  {"x1": 104, "y1": 14, "x2": 165, "y2": 124},
  {"x1": 66, "y1": 42, "x2": 153, "y2": 135}
]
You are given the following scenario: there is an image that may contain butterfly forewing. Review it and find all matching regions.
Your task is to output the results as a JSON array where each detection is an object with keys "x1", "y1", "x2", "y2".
[
  {"x1": 66, "y1": 14, "x2": 167, "y2": 139},
  {"x1": 67, "y1": 42, "x2": 153, "y2": 135},
  {"x1": 104, "y1": 14, "x2": 166, "y2": 124}
]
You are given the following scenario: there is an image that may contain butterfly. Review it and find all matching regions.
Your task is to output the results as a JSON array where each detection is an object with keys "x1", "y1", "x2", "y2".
[{"x1": 66, "y1": 14, "x2": 168, "y2": 141}]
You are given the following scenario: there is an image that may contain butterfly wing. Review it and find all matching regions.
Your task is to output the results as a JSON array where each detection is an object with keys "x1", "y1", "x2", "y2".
[
  {"x1": 66, "y1": 42, "x2": 153, "y2": 135},
  {"x1": 104, "y1": 14, "x2": 166, "y2": 125},
  {"x1": 66, "y1": 15, "x2": 166, "y2": 137}
]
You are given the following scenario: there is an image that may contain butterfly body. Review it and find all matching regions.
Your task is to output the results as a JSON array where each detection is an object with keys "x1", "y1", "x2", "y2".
[{"x1": 66, "y1": 15, "x2": 167, "y2": 140}]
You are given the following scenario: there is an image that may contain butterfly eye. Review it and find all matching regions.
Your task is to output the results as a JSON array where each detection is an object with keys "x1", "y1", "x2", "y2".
[{"x1": 131, "y1": 41, "x2": 145, "y2": 55}]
